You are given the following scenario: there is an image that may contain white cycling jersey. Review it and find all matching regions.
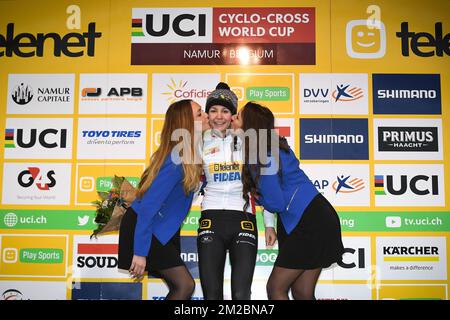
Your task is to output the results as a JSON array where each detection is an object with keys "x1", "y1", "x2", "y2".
[{"x1": 200, "y1": 129, "x2": 274, "y2": 227}]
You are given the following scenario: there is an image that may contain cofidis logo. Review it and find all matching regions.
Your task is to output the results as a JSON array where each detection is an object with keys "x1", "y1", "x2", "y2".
[
  {"x1": 373, "y1": 74, "x2": 441, "y2": 114},
  {"x1": 300, "y1": 118, "x2": 368, "y2": 160}
]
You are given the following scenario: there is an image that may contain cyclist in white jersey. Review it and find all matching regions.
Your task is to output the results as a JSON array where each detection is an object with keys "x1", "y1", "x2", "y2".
[{"x1": 197, "y1": 82, "x2": 276, "y2": 300}]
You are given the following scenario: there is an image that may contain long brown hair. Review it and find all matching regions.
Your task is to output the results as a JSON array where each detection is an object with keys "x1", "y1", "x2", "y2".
[
  {"x1": 136, "y1": 99, "x2": 202, "y2": 199},
  {"x1": 241, "y1": 102, "x2": 290, "y2": 211}
]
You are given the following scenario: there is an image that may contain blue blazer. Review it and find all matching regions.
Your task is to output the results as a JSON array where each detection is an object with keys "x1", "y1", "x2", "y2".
[
  {"x1": 131, "y1": 154, "x2": 194, "y2": 256},
  {"x1": 255, "y1": 147, "x2": 319, "y2": 235}
]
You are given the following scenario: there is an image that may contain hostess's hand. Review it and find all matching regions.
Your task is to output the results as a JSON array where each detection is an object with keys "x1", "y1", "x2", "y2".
[
  {"x1": 129, "y1": 255, "x2": 146, "y2": 280},
  {"x1": 265, "y1": 227, "x2": 277, "y2": 247}
]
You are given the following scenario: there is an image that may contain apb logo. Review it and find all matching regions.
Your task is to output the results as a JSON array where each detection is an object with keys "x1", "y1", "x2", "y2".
[
  {"x1": 11, "y1": 83, "x2": 33, "y2": 105},
  {"x1": 299, "y1": 74, "x2": 368, "y2": 115}
]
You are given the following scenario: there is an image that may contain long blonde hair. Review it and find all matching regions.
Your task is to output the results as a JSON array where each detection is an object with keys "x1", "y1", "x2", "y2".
[{"x1": 136, "y1": 99, "x2": 202, "y2": 198}]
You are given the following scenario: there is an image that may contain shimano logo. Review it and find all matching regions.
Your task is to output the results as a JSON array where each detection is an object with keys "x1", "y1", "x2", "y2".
[
  {"x1": 377, "y1": 89, "x2": 437, "y2": 99},
  {"x1": 305, "y1": 134, "x2": 364, "y2": 144},
  {"x1": 81, "y1": 131, "x2": 141, "y2": 138}
]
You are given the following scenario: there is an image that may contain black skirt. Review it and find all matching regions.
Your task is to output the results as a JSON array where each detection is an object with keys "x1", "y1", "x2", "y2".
[
  {"x1": 118, "y1": 207, "x2": 184, "y2": 273},
  {"x1": 275, "y1": 193, "x2": 345, "y2": 270}
]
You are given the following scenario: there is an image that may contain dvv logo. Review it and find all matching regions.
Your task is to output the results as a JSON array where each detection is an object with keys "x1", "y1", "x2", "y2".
[
  {"x1": 332, "y1": 84, "x2": 364, "y2": 102},
  {"x1": 346, "y1": 19, "x2": 386, "y2": 59},
  {"x1": 299, "y1": 74, "x2": 368, "y2": 115},
  {"x1": 373, "y1": 74, "x2": 441, "y2": 114},
  {"x1": 332, "y1": 175, "x2": 365, "y2": 194},
  {"x1": 374, "y1": 164, "x2": 445, "y2": 207},
  {"x1": 11, "y1": 83, "x2": 33, "y2": 105},
  {"x1": 300, "y1": 118, "x2": 368, "y2": 160}
]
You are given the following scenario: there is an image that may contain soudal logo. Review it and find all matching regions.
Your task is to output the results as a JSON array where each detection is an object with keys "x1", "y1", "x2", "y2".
[
  {"x1": 76, "y1": 244, "x2": 118, "y2": 268},
  {"x1": 18, "y1": 167, "x2": 56, "y2": 190},
  {"x1": 161, "y1": 79, "x2": 212, "y2": 104},
  {"x1": 81, "y1": 87, "x2": 143, "y2": 98},
  {"x1": 5, "y1": 128, "x2": 67, "y2": 149},
  {"x1": 373, "y1": 74, "x2": 441, "y2": 115},
  {"x1": 332, "y1": 175, "x2": 365, "y2": 194},
  {"x1": 338, "y1": 247, "x2": 366, "y2": 269},
  {"x1": 11, "y1": 83, "x2": 33, "y2": 105},
  {"x1": 378, "y1": 127, "x2": 438, "y2": 152},
  {"x1": 0, "y1": 22, "x2": 102, "y2": 58},
  {"x1": 81, "y1": 130, "x2": 142, "y2": 138},
  {"x1": 374, "y1": 175, "x2": 439, "y2": 196},
  {"x1": 10, "y1": 83, "x2": 71, "y2": 105},
  {"x1": 396, "y1": 22, "x2": 449, "y2": 57}
]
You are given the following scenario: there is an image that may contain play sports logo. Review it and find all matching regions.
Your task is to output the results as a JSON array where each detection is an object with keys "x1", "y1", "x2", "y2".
[{"x1": 346, "y1": 19, "x2": 386, "y2": 59}]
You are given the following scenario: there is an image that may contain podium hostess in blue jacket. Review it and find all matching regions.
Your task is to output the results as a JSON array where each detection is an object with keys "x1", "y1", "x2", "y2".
[
  {"x1": 231, "y1": 102, "x2": 345, "y2": 300},
  {"x1": 118, "y1": 99, "x2": 209, "y2": 300}
]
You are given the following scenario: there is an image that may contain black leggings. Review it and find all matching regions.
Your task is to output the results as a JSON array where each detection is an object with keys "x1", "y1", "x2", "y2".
[{"x1": 197, "y1": 210, "x2": 258, "y2": 300}]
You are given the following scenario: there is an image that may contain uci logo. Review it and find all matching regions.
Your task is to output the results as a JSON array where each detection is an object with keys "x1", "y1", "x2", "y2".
[
  {"x1": 135, "y1": 8, "x2": 212, "y2": 43},
  {"x1": 7, "y1": 128, "x2": 67, "y2": 149}
]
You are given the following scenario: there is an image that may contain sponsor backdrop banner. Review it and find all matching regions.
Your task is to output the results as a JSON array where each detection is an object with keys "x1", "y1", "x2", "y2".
[{"x1": 0, "y1": 0, "x2": 449, "y2": 300}]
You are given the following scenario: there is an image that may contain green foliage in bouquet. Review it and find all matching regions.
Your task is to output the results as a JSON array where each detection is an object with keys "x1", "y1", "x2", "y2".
[{"x1": 90, "y1": 175, "x2": 127, "y2": 238}]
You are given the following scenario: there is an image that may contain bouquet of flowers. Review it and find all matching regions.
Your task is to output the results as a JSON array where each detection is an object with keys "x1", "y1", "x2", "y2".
[{"x1": 91, "y1": 175, "x2": 136, "y2": 238}]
